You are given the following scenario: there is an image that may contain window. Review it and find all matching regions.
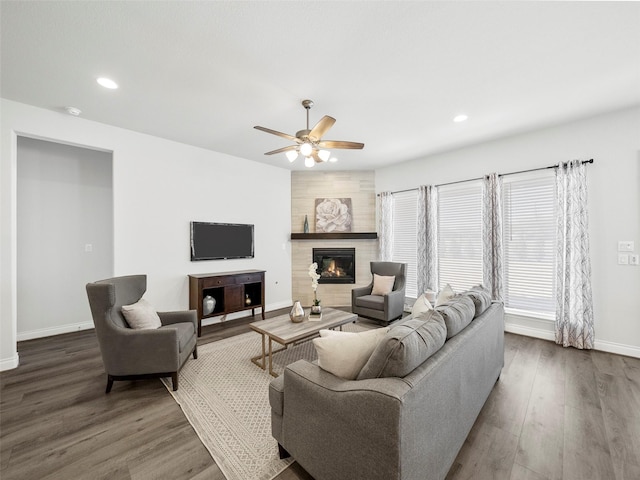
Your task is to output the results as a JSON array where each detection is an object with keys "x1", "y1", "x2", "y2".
[
  {"x1": 387, "y1": 169, "x2": 557, "y2": 320},
  {"x1": 437, "y1": 181, "x2": 483, "y2": 292},
  {"x1": 392, "y1": 190, "x2": 418, "y2": 299},
  {"x1": 502, "y1": 171, "x2": 556, "y2": 317}
]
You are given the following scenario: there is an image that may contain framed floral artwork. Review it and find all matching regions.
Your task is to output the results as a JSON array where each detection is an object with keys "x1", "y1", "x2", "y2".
[{"x1": 315, "y1": 198, "x2": 352, "y2": 232}]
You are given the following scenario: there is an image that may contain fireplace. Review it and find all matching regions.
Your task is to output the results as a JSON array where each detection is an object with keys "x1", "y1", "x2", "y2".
[{"x1": 313, "y1": 248, "x2": 356, "y2": 284}]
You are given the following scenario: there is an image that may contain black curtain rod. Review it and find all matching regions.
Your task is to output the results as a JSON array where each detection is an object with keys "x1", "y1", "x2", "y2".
[{"x1": 381, "y1": 159, "x2": 594, "y2": 196}]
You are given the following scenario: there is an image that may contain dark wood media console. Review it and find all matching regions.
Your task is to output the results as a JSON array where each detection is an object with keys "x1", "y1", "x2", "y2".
[{"x1": 188, "y1": 269, "x2": 265, "y2": 336}]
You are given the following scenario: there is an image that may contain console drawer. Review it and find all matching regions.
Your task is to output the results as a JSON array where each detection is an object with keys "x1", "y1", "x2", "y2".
[
  {"x1": 203, "y1": 276, "x2": 236, "y2": 287},
  {"x1": 237, "y1": 273, "x2": 263, "y2": 283}
]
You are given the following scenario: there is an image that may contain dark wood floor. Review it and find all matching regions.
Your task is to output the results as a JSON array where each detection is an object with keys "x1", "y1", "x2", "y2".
[{"x1": 1, "y1": 310, "x2": 639, "y2": 480}]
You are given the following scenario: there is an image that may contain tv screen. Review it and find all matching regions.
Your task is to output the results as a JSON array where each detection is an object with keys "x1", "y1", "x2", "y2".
[{"x1": 190, "y1": 222, "x2": 254, "y2": 261}]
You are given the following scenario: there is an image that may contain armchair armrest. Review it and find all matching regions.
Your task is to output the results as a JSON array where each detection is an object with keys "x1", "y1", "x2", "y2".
[
  {"x1": 103, "y1": 326, "x2": 181, "y2": 375},
  {"x1": 158, "y1": 309, "x2": 197, "y2": 329},
  {"x1": 352, "y1": 284, "x2": 373, "y2": 301},
  {"x1": 385, "y1": 288, "x2": 406, "y2": 314}
]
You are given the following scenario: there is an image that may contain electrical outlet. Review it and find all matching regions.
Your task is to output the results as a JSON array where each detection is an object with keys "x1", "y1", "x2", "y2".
[
  {"x1": 618, "y1": 254, "x2": 629, "y2": 265},
  {"x1": 630, "y1": 254, "x2": 640, "y2": 266},
  {"x1": 618, "y1": 240, "x2": 634, "y2": 252}
]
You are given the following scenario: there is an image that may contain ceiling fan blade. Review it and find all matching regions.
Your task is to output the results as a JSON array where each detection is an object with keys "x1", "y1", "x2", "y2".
[
  {"x1": 254, "y1": 126, "x2": 299, "y2": 142},
  {"x1": 318, "y1": 140, "x2": 365, "y2": 150},
  {"x1": 308, "y1": 116, "x2": 336, "y2": 141},
  {"x1": 264, "y1": 145, "x2": 298, "y2": 155},
  {"x1": 311, "y1": 150, "x2": 323, "y2": 163}
]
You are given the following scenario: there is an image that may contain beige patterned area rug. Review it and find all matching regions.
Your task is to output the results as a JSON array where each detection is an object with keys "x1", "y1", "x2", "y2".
[{"x1": 162, "y1": 321, "x2": 370, "y2": 480}]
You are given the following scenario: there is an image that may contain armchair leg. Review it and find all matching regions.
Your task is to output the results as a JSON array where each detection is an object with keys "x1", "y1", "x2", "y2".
[
  {"x1": 106, "y1": 375, "x2": 114, "y2": 394},
  {"x1": 193, "y1": 345, "x2": 198, "y2": 360},
  {"x1": 278, "y1": 443, "x2": 291, "y2": 459},
  {"x1": 172, "y1": 372, "x2": 179, "y2": 391}
]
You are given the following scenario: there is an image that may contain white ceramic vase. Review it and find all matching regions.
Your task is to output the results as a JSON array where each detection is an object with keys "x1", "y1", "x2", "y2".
[{"x1": 203, "y1": 295, "x2": 216, "y2": 315}]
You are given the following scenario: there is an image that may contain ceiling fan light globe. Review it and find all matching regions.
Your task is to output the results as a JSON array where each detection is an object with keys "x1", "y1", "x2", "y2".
[
  {"x1": 304, "y1": 156, "x2": 315, "y2": 168},
  {"x1": 318, "y1": 150, "x2": 331, "y2": 162},
  {"x1": 286, "y1": 150, "x2": 298, "y2": 162},
  {"x1": 300, "y1": 142, "x2": 313, "y2": 157}
]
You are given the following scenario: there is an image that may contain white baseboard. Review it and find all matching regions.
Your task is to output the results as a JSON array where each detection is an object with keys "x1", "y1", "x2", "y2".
[
  {"x1": 0, "y1": 353, "x2": 20, "y2": 371},
  {"x1": 504, "y1": 321, "x2": 555, "y2": 341},
  {"x1": 16, "y1": 321, "x2": 94, "y2": 342},
  {"x1": 594, "y1": 339, "x2": 640, "y2": 359},
  {"x1": 505, "y1": 321, "x2": 640, "y2": 359}
]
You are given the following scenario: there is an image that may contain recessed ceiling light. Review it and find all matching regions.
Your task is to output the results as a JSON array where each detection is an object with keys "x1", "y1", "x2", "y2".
[
  {"x1": 97, "y1": 77, "x2": 118, "y2": 89},
  {"x1": 453, "y1": 114, "x2": 468, "y2": 123}
]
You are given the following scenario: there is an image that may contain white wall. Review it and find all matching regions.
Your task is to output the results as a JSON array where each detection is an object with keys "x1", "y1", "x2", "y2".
[
  {"x1": 17, "y1": 137, "x2": 114, "y2": 340},
  {"x1": 376, "y1": 106, "x2": 640, "y2": 357},
  {"x1": 1, "y1": 98, "x2": 292, "y2": 370}
]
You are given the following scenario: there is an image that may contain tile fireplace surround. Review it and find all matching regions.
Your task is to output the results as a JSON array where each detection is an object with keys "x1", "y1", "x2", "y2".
[{"x1": 291, "y1": 171, "x2": 378, "y2": 307}]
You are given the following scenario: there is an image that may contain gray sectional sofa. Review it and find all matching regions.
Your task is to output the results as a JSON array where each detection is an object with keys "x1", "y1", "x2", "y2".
[{"x1": 269, "y1": 289, "x2": 504, "y2": 480}]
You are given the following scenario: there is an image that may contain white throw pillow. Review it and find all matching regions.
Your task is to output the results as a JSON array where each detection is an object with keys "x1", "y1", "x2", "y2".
[
  {"x1": 411, "y1": 294, "x2": 433, "y2": 315},
  {"x1": 436, "y1": 284, "x2": 456, "y2": 306},
  {"x1": 319, "y1": 328, "x2": 355, "y2": 337},
  {"x1": 424, "y1": 290, "x2": 437, "y2": 305},
  {"x1": 121, "y1": 298, "x2": 162, "y2": 329},
  {"x1": 371, "y1": 274, "x2": 395, "y2": 296},
  {"x1": 312, "y1": 327, "x2": 390, "y2": 380}
]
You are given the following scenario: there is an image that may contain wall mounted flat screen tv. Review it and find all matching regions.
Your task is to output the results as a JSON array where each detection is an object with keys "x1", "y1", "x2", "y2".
[{"x1": 190, "y1": 222, "x2": 254, "y2": 261}]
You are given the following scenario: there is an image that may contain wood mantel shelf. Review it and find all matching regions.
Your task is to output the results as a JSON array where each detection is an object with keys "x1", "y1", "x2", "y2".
[{"x1": 290, "y1": 232, "x2": 378, "y2": 240}]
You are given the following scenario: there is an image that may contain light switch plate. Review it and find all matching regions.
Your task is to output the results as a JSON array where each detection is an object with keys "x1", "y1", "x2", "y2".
[
  {"x1": 630, "y1": 254, "x2": 640, "y2": 266},
  {"x1": 618, "y1": 253, "x2": 629, "y2": 265},
  {"x1": 618, "y1": 241, "x2": 634, "y2": 252}
]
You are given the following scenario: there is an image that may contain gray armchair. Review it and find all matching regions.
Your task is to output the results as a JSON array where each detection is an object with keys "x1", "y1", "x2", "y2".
[
  {"x1": 86, "y1": 275, "x2": 197, "y2": 393},
  {"x1": 351, "y1": 262, "x2": 407, "y2": 324}
]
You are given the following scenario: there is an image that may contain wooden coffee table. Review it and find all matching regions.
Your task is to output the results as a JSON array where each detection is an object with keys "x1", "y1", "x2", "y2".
[{"x1": 249, "y1": 307, "x2": 357, "y2": 376}]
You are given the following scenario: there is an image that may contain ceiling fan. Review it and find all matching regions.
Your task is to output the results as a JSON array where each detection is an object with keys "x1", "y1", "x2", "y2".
[{"x1": 254, "y1": 99, "x2": 364, "y2": 167}]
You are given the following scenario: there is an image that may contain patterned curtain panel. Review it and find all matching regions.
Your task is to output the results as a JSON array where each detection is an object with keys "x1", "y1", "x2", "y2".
[
  {"x1": 555, "y1": 160, "x2": 594, "y2": 349},
  {"x1": 378, "y1": 192, "x2": 394, "y2": 261},
  {"x1": 482, "y1": 173, "x2": 504, "y2": 301},
  {"x1": 417, "y1": 185, "x2": 438, "y2": 293}
]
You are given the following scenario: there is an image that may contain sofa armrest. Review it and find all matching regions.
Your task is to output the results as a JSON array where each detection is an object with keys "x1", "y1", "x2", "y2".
[
  {"x1": 285, "y1": 359, "x2": 410, "y2": 398},
  {"x1": 280, "y1": 360, "x2": 410, "y2": 480}
]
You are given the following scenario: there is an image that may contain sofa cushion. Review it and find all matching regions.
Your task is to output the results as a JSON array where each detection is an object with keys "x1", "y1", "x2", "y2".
[
  {"x1": 371, "y1": 274, "x2": 395, "y2": 295},
  {"x1": 435, "y1": 295, "x2": 475, "y2": 339},
  {"x1": 355, "y1": 294, "x2": 384, "y2": 310},
  {"x1": 464, "y1": 285, "x2": 493, "y2": 317},
  {"x1": 312, "y1": 327, "x2": 390, "y2": 380},
  {"x1": 121, "y1": 298, "x2": 161, "y2": 329},
  {"x1": 357, "y1": 310, "x2": 446, "y2": 379}
]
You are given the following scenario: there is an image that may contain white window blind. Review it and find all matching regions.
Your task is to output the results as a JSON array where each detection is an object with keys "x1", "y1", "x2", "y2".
[
  {"x1": 437, "y1": 181, "x2": 483, "y2": 292},
  {"x1": 392, "y1": 190, "x2": 418, "y2": 299},
  {"x1": 502, "y1": 171, "x2": 556, "y2": 316}
]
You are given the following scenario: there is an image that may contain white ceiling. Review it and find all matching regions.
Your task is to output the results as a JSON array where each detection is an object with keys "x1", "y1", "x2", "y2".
[{"x1": 2, "y1": 1, "x2": 639, "y2": 171}]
